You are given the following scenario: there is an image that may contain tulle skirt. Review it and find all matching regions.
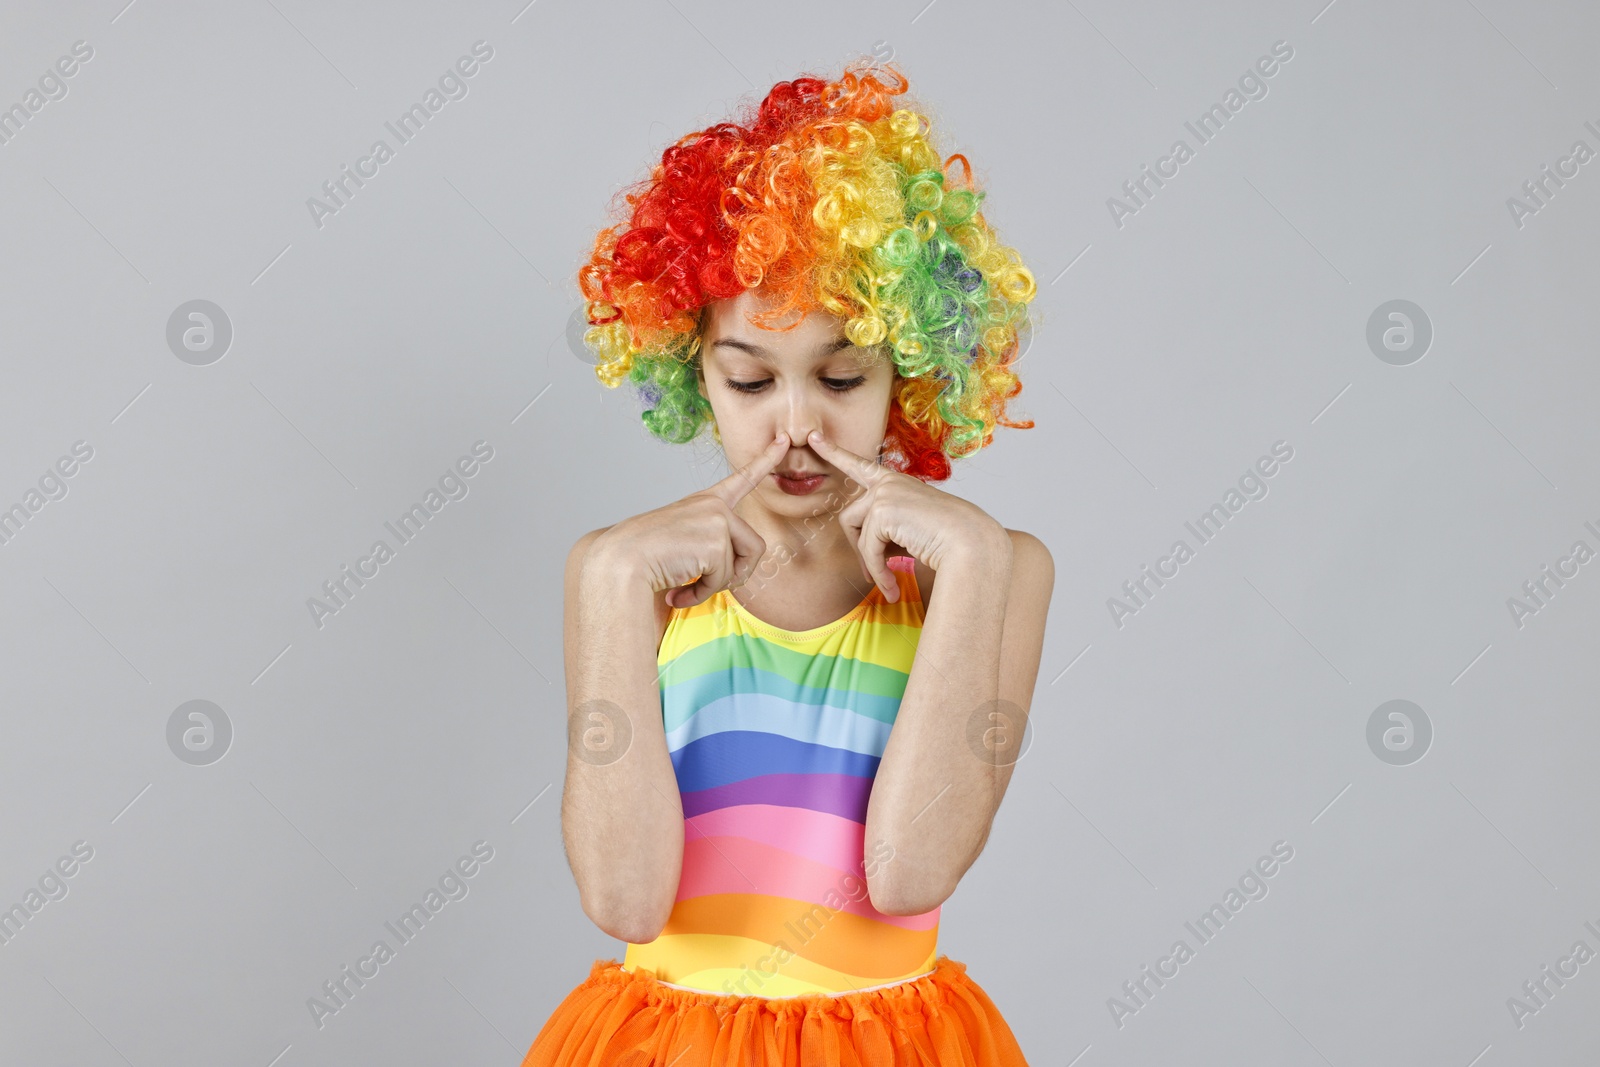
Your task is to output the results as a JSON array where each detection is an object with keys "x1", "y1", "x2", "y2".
[{"x1": 520, "y1": 955, "x2": 1029, "y2": 1067}]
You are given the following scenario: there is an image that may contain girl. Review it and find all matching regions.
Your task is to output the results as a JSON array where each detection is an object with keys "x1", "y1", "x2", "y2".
[{"x1": 524, "y1": 59, "x2": 1053, "y2": 1066}]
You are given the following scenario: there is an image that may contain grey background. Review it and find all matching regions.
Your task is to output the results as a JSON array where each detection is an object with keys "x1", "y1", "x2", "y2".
[{"x1": 1, "y1": 0, "x2": 1596, "y2": 1064}]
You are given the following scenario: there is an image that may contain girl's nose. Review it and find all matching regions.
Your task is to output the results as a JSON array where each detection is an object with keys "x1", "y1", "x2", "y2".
[
  {"x1": 783, "y1": 420, "x2": 817, "y2": 451},
  {"x1": 782, "y1": 397, "x2": 820, "y2": 452}
]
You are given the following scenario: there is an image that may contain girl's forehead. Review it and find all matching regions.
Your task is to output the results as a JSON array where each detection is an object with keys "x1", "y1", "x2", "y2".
[
  {"x1": 702, "y1": 323, "x2": 852, "y2": 357},
  {"x1": 697, "y1": 297, "x2": 887, "y2": 368},
  {"x1": 701, "y1": 335, "x2": 888, "y2": 368}
]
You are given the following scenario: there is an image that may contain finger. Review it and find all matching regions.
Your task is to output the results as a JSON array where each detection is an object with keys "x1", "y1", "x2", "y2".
[
  {"x1": 806, "y1": 430, "x2": 885, "y2": 491},
  {"x1": 833, "y1": 490, "x2": 865, "y2": 556},
  {"x1": 665, "y1": 510, "x2": 766, "y2": 607},
  {"x1": 830, "y1": 496, "x2": 878, "y2": 590},
  {"x1": 669, "y1": 539, "x2": 736, "y2": 609},
  {"x1": 857, "y1": 514, "x2": 898, "y2": 603},
  {"x1": 723, "y1": 508, "x2": 767, "y2": 587},
  {"x1": 708, "y1": 431, "x2": 790, "y2": 508}
]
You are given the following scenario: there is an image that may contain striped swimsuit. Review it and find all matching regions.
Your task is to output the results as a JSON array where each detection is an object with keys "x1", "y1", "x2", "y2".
[{"x1": 621, "y1": 556, "x2": 938, "y2": 997}]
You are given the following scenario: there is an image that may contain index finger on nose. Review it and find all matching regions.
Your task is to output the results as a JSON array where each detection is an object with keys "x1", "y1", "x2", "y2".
[
  {"x1": 709, "y1": 431, "x2": 790, "y2": 507},
  {"x1": 806, "y1": 430, "x2": 883, "y2": 487}
]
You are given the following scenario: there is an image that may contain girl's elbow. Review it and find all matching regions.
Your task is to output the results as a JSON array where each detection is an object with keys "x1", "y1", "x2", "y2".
[
  {"x1": 576, "y1": 870, "x2": 675, "y2": 940},
  {"x1": 867, "y1": 874, "x2": 955, "y2": 917},
  {"x1": 579, "y1": 890, "x2": 667, "y2": 945}
]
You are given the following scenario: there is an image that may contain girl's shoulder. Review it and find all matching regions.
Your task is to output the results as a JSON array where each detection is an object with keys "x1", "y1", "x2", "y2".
[
  {"x1": 566, "y1": 525, "x2": 1050, "y2": 653},
  {"x1": 912, "y1": 528, "x2": 1052, "y2": 606}
]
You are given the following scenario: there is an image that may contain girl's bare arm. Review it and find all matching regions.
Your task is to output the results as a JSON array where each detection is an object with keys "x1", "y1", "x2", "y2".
[
  {"x1": 559, "y1": 527, "x2": 682, "y2": 944},
  {"x1": 866, "y1": 528, "x2": 1055, "y2": 915},
  {"x1": 557, "y1": 434, "x2": 789, "y2": 942}
]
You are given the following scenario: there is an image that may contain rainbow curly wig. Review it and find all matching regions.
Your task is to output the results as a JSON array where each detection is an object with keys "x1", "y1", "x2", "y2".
[{"x1": 576, "y1": 59, "x2": 1038, "y2": 482}]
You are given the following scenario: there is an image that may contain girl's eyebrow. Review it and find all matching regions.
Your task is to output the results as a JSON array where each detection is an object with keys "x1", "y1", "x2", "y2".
[{"x1": 710, "y1": 337, "x2": 855, "y2": 362}]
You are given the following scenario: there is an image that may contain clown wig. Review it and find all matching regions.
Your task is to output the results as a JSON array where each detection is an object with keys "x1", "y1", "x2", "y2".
[{"x1": 576, "y1": 59, "x2": 1038, "y2": 482}]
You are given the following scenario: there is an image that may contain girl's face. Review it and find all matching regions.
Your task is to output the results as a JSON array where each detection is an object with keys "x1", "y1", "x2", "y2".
[{"x1": 695, "y1": 288, "x2": 896, "y2": 508}]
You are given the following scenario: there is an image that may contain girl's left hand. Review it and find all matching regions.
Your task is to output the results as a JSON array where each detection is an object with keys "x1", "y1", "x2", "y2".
[{"x1": 806, "y1": 429, "x2": 1009, "y2": 603}]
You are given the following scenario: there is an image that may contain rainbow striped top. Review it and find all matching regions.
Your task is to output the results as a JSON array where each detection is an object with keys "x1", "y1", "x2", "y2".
[{"x1": 621, "y1": 556, "x2": 939, "y2": 997}]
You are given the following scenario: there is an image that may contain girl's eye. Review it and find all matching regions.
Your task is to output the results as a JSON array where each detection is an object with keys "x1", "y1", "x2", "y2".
[{"x1": 721, "y1": 376, "x2": 868, "y2": 394}]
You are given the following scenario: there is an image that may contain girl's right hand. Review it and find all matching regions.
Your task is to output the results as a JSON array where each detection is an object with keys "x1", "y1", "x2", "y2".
[{"x1": 590, "y1": 431, "x2": 790, "y2": 609}]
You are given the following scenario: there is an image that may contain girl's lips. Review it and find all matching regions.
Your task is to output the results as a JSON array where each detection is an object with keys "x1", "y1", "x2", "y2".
[{"x1": 772, "y1": 472, "x2": 826, "y2": 496}]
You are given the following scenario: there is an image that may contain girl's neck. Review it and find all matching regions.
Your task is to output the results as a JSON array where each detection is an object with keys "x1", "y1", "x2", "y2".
[
  {"x1": 735, "y1": 502, "x2": 860, "y2": 578},
  {"x1": 728, "y1": 509, "x2": 879, "y2": 631}
]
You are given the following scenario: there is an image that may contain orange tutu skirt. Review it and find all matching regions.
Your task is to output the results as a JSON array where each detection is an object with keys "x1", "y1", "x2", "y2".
[{"x1": 520, "y1": 955, "x2": 1029, "y2": 1067}]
